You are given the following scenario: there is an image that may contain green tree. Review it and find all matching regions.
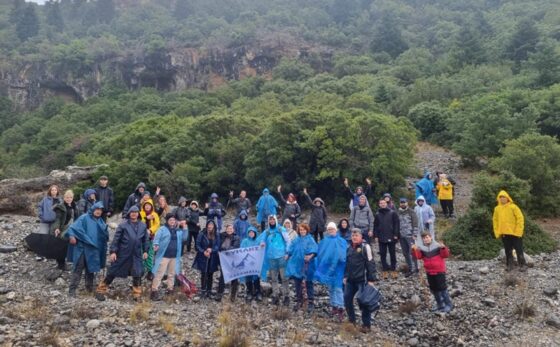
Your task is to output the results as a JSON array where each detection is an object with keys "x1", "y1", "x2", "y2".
[
  {"x1": 506, "y1": 19, "x2": 540, "y2": 65},
  {"x1": 450, "y1": 25, "x2": 485, "y2": 68},
  {"x1": 95, "y1": 0, "x2": 115, "y2": 24},
  {"x1": 15, "y1": 4, "x2": 39, "y2": 41},
  {"x1": 529, "y1": 39, "x2": 560, "y2": 87},
  {"x1": 173, "y1": 0, "x2": 192, "y2": 20},
  {"x1": 370, "y1": 16, "x2": 408, "y2": 58},
  {"x1": 407, "y1": 101, "x2": 451, "y2": 144},
  {"x1": 45, "y1": 0, "x2": 64, "y2": 32}
]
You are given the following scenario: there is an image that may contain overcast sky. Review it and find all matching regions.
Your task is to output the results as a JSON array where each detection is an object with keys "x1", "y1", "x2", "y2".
[{"x1": 27, "y1": 0, "x2": 47, "y2": 4}]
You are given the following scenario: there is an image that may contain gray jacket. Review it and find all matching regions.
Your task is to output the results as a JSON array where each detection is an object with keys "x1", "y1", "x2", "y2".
[
  {"x1": 349, "y1": 205, "x2": 374, "y2": 231},
  {"x1": 397, "y1": 207, "x2": 418, "y2": 238}
]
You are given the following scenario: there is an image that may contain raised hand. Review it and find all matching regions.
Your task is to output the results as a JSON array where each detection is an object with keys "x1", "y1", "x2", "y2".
[
  {"x1": 303, "y1": 187, "x2": 308, "y2": 195},
  {"x1": 277, "y1": 185, "x2": 282, "y2": 193},
  {"x1": 365, "y1": 178, "x2": 372, "y2": 185},
  {"x1": 344, "y1": 178, "x2": 349, "y2": 187}
]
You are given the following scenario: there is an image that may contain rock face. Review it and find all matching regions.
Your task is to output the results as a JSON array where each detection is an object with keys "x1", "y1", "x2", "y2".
[
  {"x1": 1, "y1": 41, "x2": 331, "y2": 111},
  {"x1": 0, "y1": 165, "x2": 104, "y2": 215}
]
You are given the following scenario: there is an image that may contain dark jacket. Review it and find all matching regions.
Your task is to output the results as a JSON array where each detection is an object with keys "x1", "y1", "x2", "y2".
[
  {"x1": 227, "y1": 196, "x2": 252, "y2": 217},
  {"x1": 278, "y1": 193, "x2": 301, "y2": 227},
  {"x1": 397, "y1": 207, "x2": 418, "y2": 238},
  {"x1": 95, "y1": 185, "x2": 114, "y2": 214},
  {"x1": 77, "y1": 189, "x2": 97, "y2": 218},
  {"x1": 304, "y1": 193, "x2": 327, "y2": 231},
  {"x1": 347, "y1": 184, "x2": 372, "y2": 208},
  {"x1": 219, "y1": 232, "x2": 241, "y2": 251},
  {"x1": 173, "y1": 197, "x2": 190, "y2": 222},
  {"x1": 345, "y1": 242, "x2": 377, "y2": 282},
  {"x1": 187, "y1": 205, "x2": 203, "y2": 232},
  {"x1": 107, "y1": 217, "x2": 150, "y2": 278},
  {"x1": 50, "y1": 201, "x2": 78, "y2": 236},
  {"x1": 374, "y1": 207, "x2": 400, "y2": 242},
  {"x1": 192, "y1": 222, "x2": 221, "y2": 273},
  {"x1": 122, "y1": 182, "x2": 146, "y2": 217}
]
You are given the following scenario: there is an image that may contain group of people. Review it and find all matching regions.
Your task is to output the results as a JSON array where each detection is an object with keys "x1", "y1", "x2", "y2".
[{"x1": 32, "y1": 173, "x2": 529, "y2": 332}]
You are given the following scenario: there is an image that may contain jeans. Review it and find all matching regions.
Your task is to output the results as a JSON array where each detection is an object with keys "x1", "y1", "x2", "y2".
[
  {"x1": 328, "y1": 284, "x2": 344, "y2": 308},
  {"x1": 344, "y1": 281, "x2": 372, "y2": 327},
  {"x1": 399, "y1": 236, "x2": 417, "y2": 272},
  {"x1": 186, "y1": 229, "x2": 199, "y2": 253},
  {"x1": 294, "y1": 278, "x2": 314, "y2": 304},
  {"x1": 379, "y1": 240, "x2": 397, "y2": 271},
  {"x1": 440, "y1": 200, "x2": 454, "y2": 217}
]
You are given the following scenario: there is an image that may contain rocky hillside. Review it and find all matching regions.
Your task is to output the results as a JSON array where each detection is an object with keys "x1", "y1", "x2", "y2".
[{"x1": 1, "y1": 214, "x2": 559, "y2": 346}]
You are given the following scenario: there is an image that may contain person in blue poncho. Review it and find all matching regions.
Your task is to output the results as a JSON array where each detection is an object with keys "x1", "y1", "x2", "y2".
[
  {"x1": 314, "y1": 222, "x2": 348, "y2": 322},
  {"x1": 256, "y1": 188, "x2": 278, "y2": 231},
  {"x1": 233, "y1": 210, "x2": 251, "y2": 241},
  {"x1": 257, "y1": 214, "x2": 290, "y2": 306},
  {"x1": 241, "y1": 226, "x2": 263, "y2": 302},
  {"x1": 150, "y1": 213, "x2": 184, "y2": 301},
  {"x1": 66, "y1": 201, "x2": 109, "y2": 298},
  {"x1": 286, "y1": 223, "x2": 318, "y2": 313},
  {"x1": 415, "y1": 172, "x2": 437, "y2": 206}
]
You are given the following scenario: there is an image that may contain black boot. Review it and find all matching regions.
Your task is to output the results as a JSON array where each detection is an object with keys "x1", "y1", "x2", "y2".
[
  {"x1": 245, "y1": 282, "x2": 254, "y2": 302},
  {"x1": 230, "y1": 282, "x2": 238, "y2": 303}
]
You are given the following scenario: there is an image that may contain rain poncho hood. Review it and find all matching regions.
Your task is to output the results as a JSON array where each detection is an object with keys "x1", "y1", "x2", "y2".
[
  {"x1": 256, "y1": 188, "x2": 278, "y2": 224},
  {"x1": 415, "y1": 195, "x2": 435, "y2": 237},
  {"x1": 493, "y1": 190, "x2": 524, "y2": 238},
  {"x1": 415, "y1": 172, "x2": 437, "y2": 205},
  {"x1": 286, "y1": 234, "x2": 318, "y2": 280},
  {"x1": 234, "y1": 210, "x2": 251, "y2": 240},
  {"x1": 65, "y1": 201, "x2": 108, "y2": 273},
  {"x1": 178, "y1": 196, "x2": 188, "y2": 205},
  {"x1": 257, "y1": 215, "x2": 290, "y2": 280},
  {"x1": 241, "y1": 226, "x2": 260, "y2": 248},
  {"x1": 313, "y1": 234, "x2": 347, "y2": 288},
  {"x1": 84, "y1": 188, "x2": 97, "y2": 200}
]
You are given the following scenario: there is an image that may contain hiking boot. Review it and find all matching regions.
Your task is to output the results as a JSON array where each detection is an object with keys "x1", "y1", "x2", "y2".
[
  {"x1": 57, "y1": 262, "x2": 67, "y2": 271},
  {"x1": 292, "y1": 302, "x2": 301, "y2": 312},
  {"x1": 245, "y1": 294, "x2": 253, "y2": 302},
  {"x1": 307, "y1": 302, "x2": 315, "y2": 314},
  {"x1": 391, "y1": 271, "x2": 398, "y2": 280},
  {"x1": 335, "y1": 308, "x2": 345, "y2": 323},
  {"x1": 283, "y1": 296, "x2": 290, "y2": 306},
  {"x1": 145, "y1": 272, "x2": 154, "y2": 281},
  {"x1": 272, "y1": 295, "x2": 280, "y2": 306},
  {"x1": 85, "y1": 285, "x2": 94, "y2": 293},
  {"x1": 506, "y1": 263, "x2": 514, "y2": 272},
  {"x1": 68, "y1": 289, "x2": 76, "y2": 298},
  {"x1": 132, "y1": 286, "x2": 142, "y2": 300},
  {"x1": 404, "y1": 271, "x2": 412, "y2": 278},
  {"x1": 381, "y1": 271, "x2": 389, "y2": 280},
  {"x1": 95, "y1": 293, "x2": 106, "y2": 301},
  {"x1": 519, "y1": 265, "x2": 527, "y2": 272},
  {"x1": 255, "y1": 293, "x2": 263, "y2": 302},
  {"x1": 96, "y1": 281, "x2": 108, "y2": 295},
  {"x1": 360, "y1": 326, "x2": 371, "y2": 334},
  {"x1": 150, "y1": 290, "x2": 162, "y2": 301}
]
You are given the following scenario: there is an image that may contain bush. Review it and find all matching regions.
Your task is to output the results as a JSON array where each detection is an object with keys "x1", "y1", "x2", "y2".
[{"x1": 444, "y1": 208, "x2": 557, "y2": 260}]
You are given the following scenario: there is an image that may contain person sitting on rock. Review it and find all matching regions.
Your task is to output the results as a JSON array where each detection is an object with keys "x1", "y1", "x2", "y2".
[
  {"x1": 66, "y1": 201, "x2": 109, "y2": 298},
  {"x1": 412, "y1": 231, "x2": 453, "y2": 313},
  {"x1": 95, "y1": 206, "x2": 149, "y2": 301},
  {"x1": 151, "y1": 213, "x2": 184, "y2": 301}
]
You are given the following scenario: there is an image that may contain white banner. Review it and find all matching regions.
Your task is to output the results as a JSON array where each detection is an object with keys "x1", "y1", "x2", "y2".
[{"x1": 219, "y1": 246, "x2": 265, "y2": 283}]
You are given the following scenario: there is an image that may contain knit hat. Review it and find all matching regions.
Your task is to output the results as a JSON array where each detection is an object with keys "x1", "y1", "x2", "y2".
[{"x1": 327, "y1": 222, "x2": 337, "y2": 230}]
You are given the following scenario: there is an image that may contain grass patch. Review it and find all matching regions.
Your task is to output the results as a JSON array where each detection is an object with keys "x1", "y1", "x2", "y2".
[
  {"x1": 514, "y1": 299, "x2": 536, "y2": 319},
  {"x1": 130, "y1": 302, "x2": 151, "y2": 324},
  {"x1": 503, "y1": 275, "x2": 521, "y2": 287},
  {"x1": 271, "y1": 307, "x2": 291, "y2": 321},
  {"x1": 158, "y1": 314, "x2": 176, "y2": 334},
  {"x1": 38, "y1": 331, "x2": 62, "y2": 347},
  {"x1": 217, "y1": 305, "x2": 251, "y2": 347}
]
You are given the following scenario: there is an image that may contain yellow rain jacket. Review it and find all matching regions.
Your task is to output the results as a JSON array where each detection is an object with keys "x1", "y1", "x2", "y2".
[
  {"x1": 437, "y1": 179, "x2": 454, "y2": 200},
  {"x1": 492, "y1": 190, "x2": 524, "y2": 238},
  {"x1": 140, "y1": 199, "x2": 160, "y2": 238}
]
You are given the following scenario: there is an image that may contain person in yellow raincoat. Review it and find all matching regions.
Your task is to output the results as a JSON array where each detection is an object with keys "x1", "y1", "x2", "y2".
[
  {"x1": 492, "y1": 190, "x2": 526, "y2": 272},
  {"x1": 436, "y1": 173, "x2": 454, "y2": 218},
  {"x1": 140, "y1": 198, "x2": 160, "y2": 280}
]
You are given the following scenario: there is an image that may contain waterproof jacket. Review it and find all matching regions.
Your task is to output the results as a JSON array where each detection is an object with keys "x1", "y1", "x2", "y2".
[
  {"x1": 107, "y1": 213, "x2": 149, "y2": 278},
  {"x1": 397, "y1": 207, "x2": 418, "y2": 238},
  {"x1": 314, "y1": 234, "x2": 347, "y2": 288},
  {"x1": 227, "y1": 196, "x2": 252, "y2": 217},
  {"x1": 257, "y1": 217, "x2": 290, "y2": 260},
  {"x1": 240, "y1": 227, "x2": 260, "y2": 248},
  {"x1": 374, "y1": 207, "x2": 400, "y2": 242},
  {"x1": 278, "y1": 193, "x2": 301, "y2": 228},
  {"x1": 412, "y1": 241, "x2": 449, "y2": 275},
  {"x1": 415, "y1": 196, "x2": 435, "y2": 236},
  {"x1": 187, "y1": 203, "x2": 203, "y2": 232},
  {"x1": 304, "y1": 193, "x2": 328, "y2": 231},
  {"x1": 256, "y1": 188, "x2": 278, "y2": 224},
  {"x1": 286, "y1": 234, "x2": 318, "y2": 280},
  {"x1": 192, "y1": 222, "x2": 221, "y2": 273},
  {"x1": 493, "y1": 190, "x2": 524, "y2": 238},
  {"x1": 77, "y1": 189, "x2": 96, "y2": 217},
  {"x1": 95, "y1": 185, "x2": 114, "y2": 213},
  {"x1": 140, "y1": 200, "x2": 160, "y2": 239},
  {"x1": 219, "y1": 231, "x2": 241, "y2": 252},
  {"x1": 66, "y1": 201, "x2": 108, "y2": 273},
  {"x1": 122, "y1": 182, "x2": 146, "y2": 217},
  {"x1": 233, "y1": 210, "x2": 251, "y2": 240},
  {"x1": 345, "y1": 242, "x2": 377, "y2": 282},
  {"x1": 415, "y1": 173, "x2": 437, "y2": 205},
  {"x1": 38, "y1": 196, "x2": 59, "y2": 223},
  {"x1": 436, "y1": 179, "x2": 453, "y2": 201},
  {"x1": 173, "y1": 197, "x2": 190, "y2": 222},
  {"x1": 204, "y1": 201, "x2": 226, "y2": 231},
  {"x1": 50, "y1": 201, "x2": 78, "y2": 236},
  {"x1": 153, "y1": 224, "x2": 184, "y2": 275},
  {"x1": 347, "y1": 184, "x2": 372, "y2": 209},
  {"x1": 349, "y1": 205, "x2": 374, "y2": 232}
]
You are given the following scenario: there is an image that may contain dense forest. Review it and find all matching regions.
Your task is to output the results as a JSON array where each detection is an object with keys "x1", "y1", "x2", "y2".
[{"x1": 1, "y1": 1, "x2": 560, "y2": 257}]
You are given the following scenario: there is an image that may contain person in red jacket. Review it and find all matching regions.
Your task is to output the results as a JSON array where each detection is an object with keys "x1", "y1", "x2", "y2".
[{"x1": 412, "y1": 231, "x2": 453, "y2": 313}]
